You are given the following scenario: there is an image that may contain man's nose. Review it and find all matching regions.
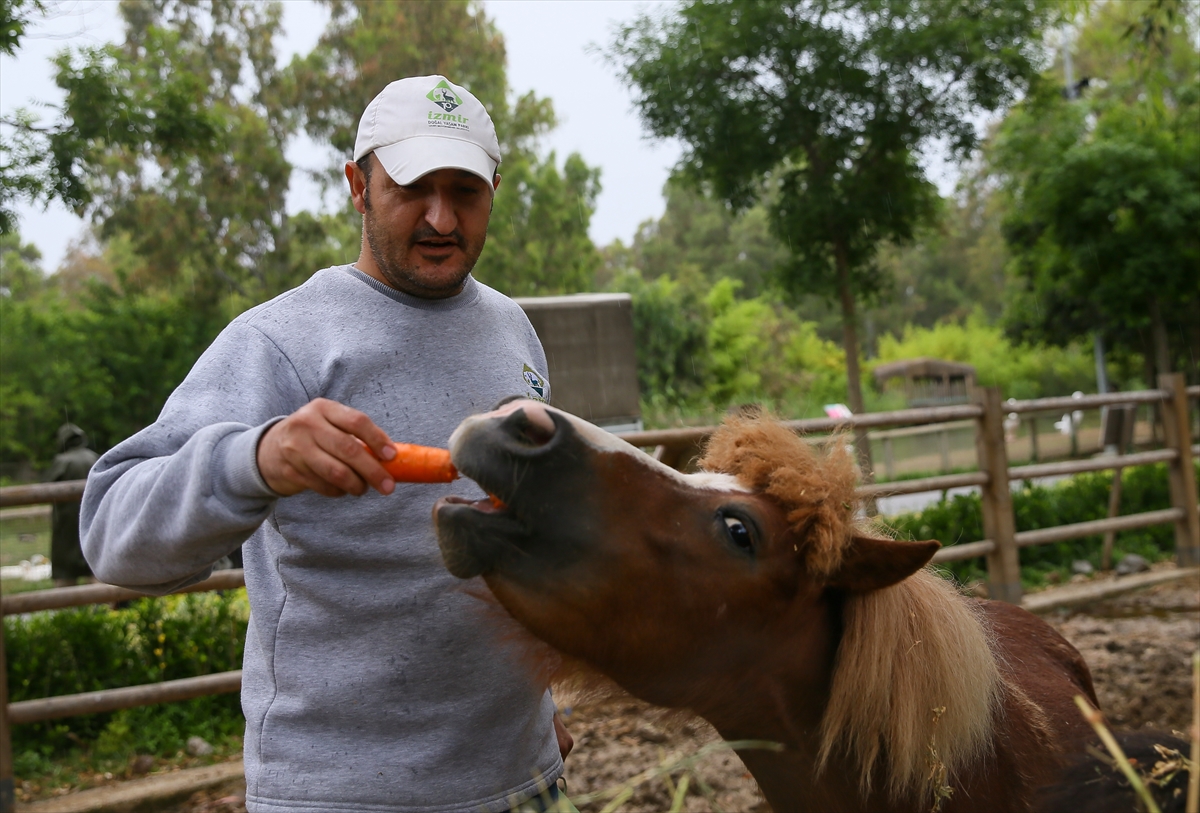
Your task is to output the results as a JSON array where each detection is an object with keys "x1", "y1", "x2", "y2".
[{"x1": 424, "y1": 189, "x2": 458, "y2": 234}]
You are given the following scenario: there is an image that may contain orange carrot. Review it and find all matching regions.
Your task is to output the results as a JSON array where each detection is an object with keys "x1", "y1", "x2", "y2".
[{"x1": 363, "y1": 441, "x2": 459, "y2": 483}]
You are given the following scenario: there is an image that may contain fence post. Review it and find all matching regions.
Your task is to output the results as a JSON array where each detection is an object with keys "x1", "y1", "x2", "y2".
[
  {"x1": 1159, "y1": 373, "x2": 1200, "y2": 567},
  {"x1": 974, "y1": 386, "x2": 1022, "y2": 604},
  {"x1": 1, "y1": 607, "x2": 13, "y2": 813}
]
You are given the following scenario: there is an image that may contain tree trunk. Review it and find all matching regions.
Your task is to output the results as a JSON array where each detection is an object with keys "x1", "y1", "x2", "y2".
[
  {"x1": 1149, "y1": 297, "x2": 1172, "y2": 376},
  {"x1": 1148, "y1": 297, "x2": 1173, "y2": 445},
  {"x1": 834, "y1": 241, "x2": 875, "y2": 489}
]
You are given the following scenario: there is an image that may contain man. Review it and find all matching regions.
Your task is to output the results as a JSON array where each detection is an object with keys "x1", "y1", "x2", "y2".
[
  {"x1": 49, "y1": 423, "x2": 99, "y2": 587},
  {"x1": 82, "y1": 75, "x2": 570, "y2": 813}
]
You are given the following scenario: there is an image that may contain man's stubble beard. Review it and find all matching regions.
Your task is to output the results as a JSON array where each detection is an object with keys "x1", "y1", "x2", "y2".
[{"x1": 363, "y1": 202, "x2": 485, "y2": 299}]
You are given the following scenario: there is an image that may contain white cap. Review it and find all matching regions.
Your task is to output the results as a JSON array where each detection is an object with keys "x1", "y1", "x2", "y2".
[{"x1": 353, "y1": 75, "x2": 501, "y2": 187}]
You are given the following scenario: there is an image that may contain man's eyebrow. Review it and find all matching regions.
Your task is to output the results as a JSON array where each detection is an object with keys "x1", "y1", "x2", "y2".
[{"x1": 449, "y1": 169, "x2": 486, "y2": 183}]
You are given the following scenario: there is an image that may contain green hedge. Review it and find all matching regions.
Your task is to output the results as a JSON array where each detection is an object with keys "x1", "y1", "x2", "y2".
[
  {"x1": 885, "y1": 462, "x2": 1199, "y2": 587},
  {"x1": 5, "y1": 590, "x2": 248, "y2": 774}
]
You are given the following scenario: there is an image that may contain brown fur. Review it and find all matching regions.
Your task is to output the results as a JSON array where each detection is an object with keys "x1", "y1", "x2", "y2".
[
  {"x1": 699, "y1": 416, "x2": 861, "y2": 577},
  {"x1": 442, "y1": 404, "x2": 1102, "y2": 812},
  {"x1": 701, "y1": 415, "x2": 1008, "y2": 808}
]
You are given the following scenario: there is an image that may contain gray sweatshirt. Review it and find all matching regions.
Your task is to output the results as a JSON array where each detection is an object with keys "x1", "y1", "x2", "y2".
[{"x1": 81, "y1": 267, "x2": 562, "y2": 812}]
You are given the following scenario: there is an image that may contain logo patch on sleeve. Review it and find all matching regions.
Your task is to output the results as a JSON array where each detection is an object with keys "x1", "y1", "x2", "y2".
[{"x1": 522, "y1": 364, "x2": 550, "y2": 402}]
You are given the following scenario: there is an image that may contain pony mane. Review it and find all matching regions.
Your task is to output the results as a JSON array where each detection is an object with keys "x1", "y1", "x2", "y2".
[
  {"x1": 699, "y1": 414, "x2": 1004, "y2": 807},
  {"x1": 698, "y1": 414, "x2": 861, "y2": 577}
]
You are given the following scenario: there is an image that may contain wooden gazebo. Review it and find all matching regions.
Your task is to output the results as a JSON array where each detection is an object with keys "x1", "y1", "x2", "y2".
[{"x1": 872, "y1": 357, "x2": 977, "y2": 406}]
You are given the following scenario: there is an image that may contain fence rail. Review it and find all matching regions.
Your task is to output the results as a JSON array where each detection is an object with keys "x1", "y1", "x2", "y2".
[{"x1": 1, "y1": 376, "x2": 1197, "y2": 810}]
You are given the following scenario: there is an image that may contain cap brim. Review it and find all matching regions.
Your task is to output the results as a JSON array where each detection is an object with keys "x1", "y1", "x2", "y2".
[{"x1": 374, "y1": 137, "x2": 498, "y2": 187}]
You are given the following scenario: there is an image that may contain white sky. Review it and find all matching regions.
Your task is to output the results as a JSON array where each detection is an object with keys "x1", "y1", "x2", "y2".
[{"x1": 1, "y1": 0, "x2": 683, "y2": 272}]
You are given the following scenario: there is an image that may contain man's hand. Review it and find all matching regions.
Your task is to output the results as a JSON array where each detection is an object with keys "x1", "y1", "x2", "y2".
[
  {"x1": 257, "y1": 398, "x2": 397, "y2": 497},
  {"x1": 554, "y1": 710, "x2": 574, "y2": 760}
]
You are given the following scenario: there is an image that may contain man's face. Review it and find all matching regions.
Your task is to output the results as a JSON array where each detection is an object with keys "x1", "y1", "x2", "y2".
[{"x1": 348, "y1": 158, "x2": 498, "y2": 299}]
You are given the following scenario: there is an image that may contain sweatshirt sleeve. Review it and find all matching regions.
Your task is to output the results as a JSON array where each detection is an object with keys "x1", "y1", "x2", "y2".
[{"x1": 81, "y1": 320, "x2": 307, "y2": 594}]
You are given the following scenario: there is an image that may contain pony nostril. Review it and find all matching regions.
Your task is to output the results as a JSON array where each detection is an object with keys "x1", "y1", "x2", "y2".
[
  {"x1": 519, "y1": 419, "x2": 554, "y2": 446},
  {"x1": 516, "y1": 404, "x2": 556, "y2": 446},
  {"x1": 496, "y1": 402, "x2": 557, "y2": 447}
]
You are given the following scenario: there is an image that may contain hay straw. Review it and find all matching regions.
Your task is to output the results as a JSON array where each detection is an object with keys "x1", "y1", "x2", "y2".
[
  {"x1": 566, "y1": 739, "x2": 781, "y2": 810},
  {"x1": 1188, "y1": 651, "x2": 1198, "y2": 813}
]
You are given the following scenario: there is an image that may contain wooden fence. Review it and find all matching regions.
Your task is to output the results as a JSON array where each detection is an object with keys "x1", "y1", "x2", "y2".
[{"x1": 1, "y1": 374, "x2": 1197, "y2": 810}]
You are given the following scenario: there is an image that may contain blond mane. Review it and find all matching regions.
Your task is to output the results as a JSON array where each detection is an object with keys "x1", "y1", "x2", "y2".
[{"x1": 700, "y1": 415, "x2": 1004, "y2": 807}]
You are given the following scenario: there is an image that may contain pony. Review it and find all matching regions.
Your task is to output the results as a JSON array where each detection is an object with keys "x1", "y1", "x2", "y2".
[{"x1": 433, "y1": 400, "x2": 1105, "y2": 813}]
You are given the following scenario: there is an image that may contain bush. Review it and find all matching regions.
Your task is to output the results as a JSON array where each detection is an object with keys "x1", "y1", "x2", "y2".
[
  {"x1": 615, "y1": 270, "x2": 850, "y2": 422},
  {"x1": 884, "y1": 462, "x2": 1197, "y2": 587},
  {"x1": 5, "y1": 590, "x2": 249, "y2": 773},
  {"x1": 872, "y1": 312, "x2": 1097, "y2": 399}
]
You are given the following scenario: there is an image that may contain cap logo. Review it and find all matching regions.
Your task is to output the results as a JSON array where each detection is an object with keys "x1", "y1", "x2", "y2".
[{"x1": 427, "y1": 80, "x2": 462, "y2": 113}]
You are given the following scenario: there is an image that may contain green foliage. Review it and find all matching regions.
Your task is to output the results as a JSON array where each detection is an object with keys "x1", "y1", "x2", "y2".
[
  {"x1": 610, "y1": 269, "x2": 847, "y2": 421},
  {"x1": 1, "y1": 0, "x2": 609, "y2": 472},
  {"x1": 5, "y1": 590, "x2": 249, "y2": 769},
  {"x1": 610, "y1": 0, "x2": 1058, "y2": 417},
  {"x1": 613, "y1": 177, "x2": 790, "y2": 300},
  {"x1": 868, "y1": 177, "x2": 1011, "y2": 341},
  {"x1": 0, "y1": 269, "x2": 224, "y2": 464},
  {"x1": 0, "y1": 231, "x2": 44, "y2": 299},
  {"x1": 475, "y1": 150, "x2": 602, "y2": 296},
  {"x1": 704, "y1": 278, "x2": 846, "y2": 408},
  {"x1": 0, "y1": 0, "x2": 43, "y2": 57},
  {"x1": 612, "y1": 270, "x2": 709, "y2": 408},
  {"x1": 992, "y1": 1, "x2": 1200, "y2": 380},
  {"x1": 886, "y1": 463, "x2": 1194, "y2": 586},
  {"x1": 0, "y1": 0, "x2": 45, "y2": 232},
  {"x1": 872, "y1": 314, "x2": 1097, "y2": 400}
]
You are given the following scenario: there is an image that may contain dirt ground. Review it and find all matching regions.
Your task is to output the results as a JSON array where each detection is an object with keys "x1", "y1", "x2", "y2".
[{"x1": 168, "y1": 572, "x2": 1199, "y2": 813}]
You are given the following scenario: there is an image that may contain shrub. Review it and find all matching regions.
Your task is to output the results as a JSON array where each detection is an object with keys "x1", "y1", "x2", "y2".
[
  {"x1": 884, "y1": 462, "x2": 1196, "y2": 587},
  {"x1": 5, "y1": 590, "x2": 249, "y2": 772},
  {"x1": 872, "y1": 312, "x2": 1097, "y2": 399}
]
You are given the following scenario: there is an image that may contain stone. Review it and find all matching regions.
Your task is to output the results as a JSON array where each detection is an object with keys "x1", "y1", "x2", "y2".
[
  {"x1": 130, "y1": 754, "x2": 155, "y2": 775},
  {"x1": 1115, "y1": 554, "x2": 1151, "y2": 577},
  {"x1": 186, "y1": 735, "x2": 214, "y2": 757},
  {"x1": 1071, "y1": 560, "x2": 1094, "y2": 576},
  {"x1": 635, "y1": 724, "x2": 668, "y2": 744}
]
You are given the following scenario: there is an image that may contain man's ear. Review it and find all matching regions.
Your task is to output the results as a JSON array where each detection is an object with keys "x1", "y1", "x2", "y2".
[
  {"x1": 493, "y1": 173, "x2": 502, "y2": 192},
  {"x1": 827, "y1": 535, "x2": 940, "y2": 592},
  {"x1": 346, "y1": 160, "x2": 368, "y2": 215}
]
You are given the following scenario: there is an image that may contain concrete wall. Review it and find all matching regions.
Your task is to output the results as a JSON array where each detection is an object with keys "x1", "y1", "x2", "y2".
[{"x1": 515, "y1": 293, "x2": 641, "y2": 429}]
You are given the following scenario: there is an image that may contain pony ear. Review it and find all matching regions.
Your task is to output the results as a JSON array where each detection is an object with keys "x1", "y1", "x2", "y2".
[{"x1": 827, "y1": 535, "x2": 941, "y2": 592}]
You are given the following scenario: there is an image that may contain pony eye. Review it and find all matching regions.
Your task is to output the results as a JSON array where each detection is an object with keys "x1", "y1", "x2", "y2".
[{"x1": 723, "y1": 515, "x2": 755, "y2": 554}]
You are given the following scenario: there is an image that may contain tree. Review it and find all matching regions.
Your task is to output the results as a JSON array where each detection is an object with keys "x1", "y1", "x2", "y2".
[
  {"x1": 623, "y1": 176, "x2": 789, "y2": 299},
  {"x1": 610, "y1": 0, "x2": 1057, "y2": 477},
  {"x1": 868, "y1": 172, "x2": 1011, "y2": 343},
  {"x1": 1, "y1": 0, "x2": 233, "y2": 245},
  {"x1": 284, "y1": 0, "x2": 601, "y2": 296},
  {"x1": 993, "y1": 1, "x2": 1200, "y2": 383},
  {"x1": 57, "y1": 0, "x2": 294, "y2": 306}
]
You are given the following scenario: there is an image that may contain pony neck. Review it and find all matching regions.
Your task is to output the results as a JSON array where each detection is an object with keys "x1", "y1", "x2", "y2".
[
  {"x1": 696, "y1": 572, "x2": 1004, "y2": 813},
  {"x1": 693, "y1": 591, "x2": 870, "y2": 812}
]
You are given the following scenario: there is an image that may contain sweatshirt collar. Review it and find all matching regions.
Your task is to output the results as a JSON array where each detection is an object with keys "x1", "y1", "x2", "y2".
[{"x1": 342, "y1": 265, "x2": 481, "y2": 311}]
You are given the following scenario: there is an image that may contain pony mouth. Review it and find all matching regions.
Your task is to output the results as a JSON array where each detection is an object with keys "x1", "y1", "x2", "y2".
[
  {"x1": 433, "y1": 491, "x2": 530, "y2": 579},
  {"x1": 439, "y1": 493, "x2": 509, "y2": 515}
]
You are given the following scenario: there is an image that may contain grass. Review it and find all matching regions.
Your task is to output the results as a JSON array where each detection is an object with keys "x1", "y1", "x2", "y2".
[
  {"x1": 13, "y1": 735, "x2": 244, "y2": 805},
  {"x1": 1, "y1": 507, "x2": 55, "y2": 594},
  {"x1": 1, "y1": 508, "x2": 51, "y2": 565}
]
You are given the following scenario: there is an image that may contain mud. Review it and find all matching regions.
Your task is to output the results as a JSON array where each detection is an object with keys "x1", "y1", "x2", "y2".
[
  {"x1": 164, "y1": 572, "x2": 1198, "y2": 813},
  {"x1": 1041, "y1": 572, "x2": 1199, "y2": 733}
]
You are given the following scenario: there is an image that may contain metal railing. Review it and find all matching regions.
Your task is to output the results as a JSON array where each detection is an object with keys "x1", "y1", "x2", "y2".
[{"x1": 1, "y1": 374, "x2": 1197, "y2": 811}]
